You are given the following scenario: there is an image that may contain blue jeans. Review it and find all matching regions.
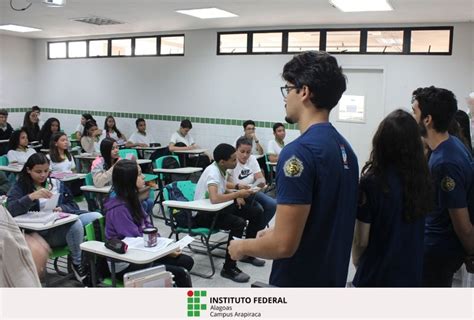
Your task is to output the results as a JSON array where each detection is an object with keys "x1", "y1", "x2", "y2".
[
  {"x1": 42, "y1": 211, "x2": 102, "y2": 265},
  {"x1": 254, "y1": 192, "x2": 277, "y2": 226}
]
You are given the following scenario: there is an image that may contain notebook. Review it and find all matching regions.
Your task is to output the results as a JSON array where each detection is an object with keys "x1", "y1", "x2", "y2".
[{"x1": 13, "y1": 211, "x2": 69, "y2": 224}]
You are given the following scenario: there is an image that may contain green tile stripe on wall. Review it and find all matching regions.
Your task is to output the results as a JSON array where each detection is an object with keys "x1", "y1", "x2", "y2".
[{"x1": 3, "y1": 107, "x2": 298, "y2": 130}]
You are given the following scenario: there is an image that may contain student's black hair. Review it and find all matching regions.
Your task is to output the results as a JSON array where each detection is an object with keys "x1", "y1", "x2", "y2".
[
  {"x1": 18, "y1": 152, "x2": 51, "y2": 194},
  {"x1": 8, "y1": 128, "x2": 28, "y2": 151},
  {"x1": 236, "y1": 137, "x2": 253, "y2": 149},
  {"x1": 104, "y1": 115, "x2": 124, "y2": 139},
  {"x1": 49, "y1": 132, "x2": 72, "y2": 162},
  {"x1": 213, "y1": 143, "x2": 235, "y2": 162},
  {"x1": 23, "y1": 111, "x2": 40, "y2": 140},
  {"x1": 272, "y1": 122, "x2": 285, "y2": 133},
  {"x1": 112, "y1": 159, "x2": 143, "y2": 226},
  {"x1": 282, "y1": 51, "x2": 346, "y2": 111},
  {"x1": 39, "y1": 117, "x2": 61, "y2": 149},
  {"x1": 413, "y1": 86, "x2": 458, "y2": 133},
  {"x1": 362, "y1": 109, "x2": 433, "y2": 223},
  {"x1": 0, "y1": 109, "x2": 8, "y2": 116},
  {"x1": 82, "y1": 113, "x2": 94, "y2": 121},
  {"x1": 100, "y1": 138, "x2": 118, "y2": 170},
  {"x1": 180, "y1": 119, "x2": 192, "y2": 129},
  {"x1": 135, "y1": 118, "x2": 145, "y2": 127},
  {"x1": 82, "y1": 119, "x2": 98, "y2": 137},
  {"x1": 31, "y1": 106, "x2": 41, "y2": 113},
  {"x1": 243, "y1": 120, "x2": 255, "y2": 129},
  {"x1": 454, "y1": 110, "x2": 472, "y2": 151}
]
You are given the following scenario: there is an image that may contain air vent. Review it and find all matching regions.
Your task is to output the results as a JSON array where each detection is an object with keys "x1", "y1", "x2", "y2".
[{"x1": 72, "y1": 16, "x2": 124, "y2": 26}]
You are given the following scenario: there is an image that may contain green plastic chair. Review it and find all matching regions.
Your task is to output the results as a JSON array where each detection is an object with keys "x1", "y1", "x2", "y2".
[
  {"x1": 154, "y1": 155, "x2": 180, "y2": 181},
  {"x1": 118, "y1": 148, "x2": 138, "y2": 159},
  {"x1": 163, "y1": 181, "x2": 223, "y2": 278},
  {"x1": 0, "y1": 155, "x2": 9, "y2": 166},
  {"x1": 84, "y1": 217, "x2": 124, "y2": 287}
]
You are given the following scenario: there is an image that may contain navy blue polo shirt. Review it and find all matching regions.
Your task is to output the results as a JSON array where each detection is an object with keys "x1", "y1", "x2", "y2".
[
  {"x1": 269, "y1": 122, "x2": 359, "y2": 287},
  {"x1": 352, "y1": 169, "x2": 425, "y2": 287},
  {"x1": 425, "y1": 135, "x2": 474, "y2": 259}
]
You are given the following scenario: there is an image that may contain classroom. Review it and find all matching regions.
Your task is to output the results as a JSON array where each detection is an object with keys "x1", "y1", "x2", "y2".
[{"x1": 1, "y1": 0, "x2": 474, "y2": 293}]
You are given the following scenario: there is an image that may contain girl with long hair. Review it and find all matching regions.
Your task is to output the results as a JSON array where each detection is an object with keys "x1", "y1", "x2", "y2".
[
  {"x1": 104, "y1": 159, "x2": 194, "y2": 287},
  {"x1": 6, "y1": 153, "x2": 102, "y2": 283},
  {"x1": 48, "y1": 132, "x2": 74, "y2": 173},
  {"x1": 103, "y1": 115, "x2": 126, "y2": 144},
  {"x1": 90, "y1": 138, "x2": 120, "y2": 188},
  {"x1": 39, "y1": 117, "x2": 61, "y2": 150},
  {"x1": 351, "y1": 109, "x2": 433, "y2": 287},
  {"x1": 75, "y1": 113, "x2": 94, "y2": 140},
  {"x1": 22, "y1": 110, "x2": 40, "y2": 143},
  {"x1": 80, "y1": 119, "x2": 102, "y2": 155},
  {"x1": 7, "y1": 128, "x2": 36, "y2": 165}
]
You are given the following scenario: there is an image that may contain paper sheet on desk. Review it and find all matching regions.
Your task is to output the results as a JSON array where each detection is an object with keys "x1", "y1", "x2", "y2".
[
  {"x1": 175, "y1": 235, "x2": 195, "y2": 249},
  {"x1": 43, "y1": 193, "x2": 60, "y2": 211},
  {"x1": 123, "y1": 237, "x2": 174, "y2": 252}
]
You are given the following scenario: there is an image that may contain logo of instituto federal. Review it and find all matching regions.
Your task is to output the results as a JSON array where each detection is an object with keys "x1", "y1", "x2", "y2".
[{"x1": 187, "y1": 290, "x2": 207, "y2": 317}]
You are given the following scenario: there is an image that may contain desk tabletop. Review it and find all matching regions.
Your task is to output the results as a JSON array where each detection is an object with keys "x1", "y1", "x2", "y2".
[
  {"x1": 51, "y1": 173, "x2": 87, "y2": 182},
  {"x1": 0, "y1": 139, "x2": 9, "y2": 144},
  {"x1": 0, "y1": 164, "x2": 23, "y2": 173},
  {"x1": 80, "y1": 185, "x2": 111, "y2": 194},
  {"x1": 163, "y1": 199, "x2": 233, "y2": 212},
  {"x1": 153, "y1": 167, "x2": 202, "y2": 174},
  {"x1": 80, "y1": 240, "x2": 179, "y2": 264},
  {"x1": 137, "y1": 159, "x2": 151, "y2": 165},
  {"x1": 16, "y1": 214, "x2": 78, "y2": 231},
  {"x1": 173, "y1": 148, "x2": 208, "y2": 154},
  {"x1": 266, "y1": 161, "x2": 277, "y2": 166},
  {"x1": 133, "y1": 146, "x2": 167, "y2": 150},
  {"x1": 74, "y1": 153, "x2": 98, "y2": 160}
]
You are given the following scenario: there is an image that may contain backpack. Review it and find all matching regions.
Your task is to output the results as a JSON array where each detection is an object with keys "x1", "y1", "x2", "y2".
[
  {"x1": 165, "y1": 182, "x2": 194, "y2": 228},
  {"x1": 162, "y1": 157, "x2": 185, "y2": 185}
]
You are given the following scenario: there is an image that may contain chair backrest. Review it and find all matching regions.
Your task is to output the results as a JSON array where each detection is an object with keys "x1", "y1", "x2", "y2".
[
  {"x1": 155, "y1": 155, "x2": 180, "y2": 182},
  {"x1": 84, "y1": 216, "x2": 106, "y2": 241},
  {"x1": 0, "y1": 155, "x2": 9, "y2": 166},
  {"x1": 264, "y1": 154, "x2": 271, "y2": 173},
  {"x1": 118, "y1": 148, "x2": 138, "y2": 160}
]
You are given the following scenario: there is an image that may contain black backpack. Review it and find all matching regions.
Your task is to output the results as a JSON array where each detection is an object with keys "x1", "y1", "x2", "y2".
[{"x1": 165, "y1": 182, "x2": 194, "y2": 228}]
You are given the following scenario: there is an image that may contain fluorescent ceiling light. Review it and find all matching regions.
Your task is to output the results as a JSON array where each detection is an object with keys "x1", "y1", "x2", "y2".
[
  {"x1": 330, "y1": 0, "x2": 393, "y2": 12},
  {"x1": 0, "y1": 24, "x2": 42, "y2": 32},
  {"x1": 176, "y1": 7, "x2": 238, "y2": 19}
]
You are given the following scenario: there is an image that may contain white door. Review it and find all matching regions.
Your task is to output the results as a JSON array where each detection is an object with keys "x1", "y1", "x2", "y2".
[{"x1": 330, "y1": 68, "x2": 386, "y2": 172}]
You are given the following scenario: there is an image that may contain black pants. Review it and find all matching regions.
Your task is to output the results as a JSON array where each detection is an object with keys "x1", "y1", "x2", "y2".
[
  {"x1": 116, "y1": 253, "x2": 194, "y2": 287},
  {"x1": 422, "y1": 252, "x2": 464, "y2": 287},
  {"x1": 193, "y1": 202, "x2": 263, "y2": 269}
]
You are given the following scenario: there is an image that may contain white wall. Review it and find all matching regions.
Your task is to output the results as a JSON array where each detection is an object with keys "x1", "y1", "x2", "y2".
[
  {"x1": 0, "y1": 34, "x2": 37, "y2": 108},
  {"x1": 1, "y1": 22, "x2": 474, "y2": 153}
]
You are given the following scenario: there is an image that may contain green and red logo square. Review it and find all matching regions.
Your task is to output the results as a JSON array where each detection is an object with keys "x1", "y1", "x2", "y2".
[{"x1": 187, "y1": 290, "x2": 207, "y2": 317}]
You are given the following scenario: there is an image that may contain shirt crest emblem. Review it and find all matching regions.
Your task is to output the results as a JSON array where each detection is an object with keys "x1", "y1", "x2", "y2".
[
  {"x1": 441, "y1": 176, "x2": 455, "y2": 192},
  {"x1": 284, "y1": 156, "x2": 304, "y2": 177}
]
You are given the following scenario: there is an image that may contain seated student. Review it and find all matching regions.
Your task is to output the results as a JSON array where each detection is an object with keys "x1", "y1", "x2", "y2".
[
  {"x1": 48, "y1": 132, "x2": 75, "y2": 174},
  {"x1": 0, "y1": 108, "x2": 14, "y2": 156},
  {"x1": 105, "y1": 159, "x2": 194, "y2": 287},
  {"x1": 39, "y1": 117, "x2": 60, "y2": 150},
  {"x1": 92, "y1": 138, "x2": 154, "y2": 215},
  {"x1": 169, "y1": 119, "x2": 211, "y2": 167},
  {"x1": 23, "y1": 110, "x2": 40, "y2": 143},
  {"x1": 7, "y1": 128, "x2": 36, "y2": 165},
  {"x1": 102, "y1": 115, "x2": 126, "y2": 145},
  {"x1": 6, "y1": 153, "x2": 102, "y2": 283},
  {"x1": 351, "y1": 110, "x2": 433, "y2": 287},
  {"x1": 192, "y1": 143, "x2": 264, "y2": 283},
  {"x1": 81, "y1": 119, "x2": 102, "y2": 155},
  {"x1": 228, "y1": 137, "x2": 276, "y2": 226},
  {"x1": 31, "y1": 105, "x2": 42, "y2": 127},
  {"x1": 267, "y1": 122, "x2": 286, "y2": 163},
  {"x1": 0, "y1": 206, "x2": 50, "y2": 287},
  {"x1": 126, "y1": 118, "x2": 153, "y2": 147},
  {"x1": 234, "y1": 120, "x2": 264, "y2": 156},
  {"x1": 75, "y1": 113, "x2": 94, "y2": 141}
]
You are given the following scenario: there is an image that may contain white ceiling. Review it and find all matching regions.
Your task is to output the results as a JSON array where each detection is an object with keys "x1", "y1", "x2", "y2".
[{"x1": 0, "y1": 0, "x2": 473, "y2": 39}]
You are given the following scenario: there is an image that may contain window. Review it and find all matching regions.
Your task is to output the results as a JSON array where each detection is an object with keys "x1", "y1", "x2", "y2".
[
  {"x1": 252, "y1": 32, "x2": 282, "y2": 53},
  {"x1": 160, "y1": 36, "x2": 184, "y2": 55},
  {"x1": 326, "y1": 31, "x2": 361, "y2": 53},
  {"x1": 68, "y1": 41, "x2": 86, "y2": 58},
  {"x1": 111, "y1": 39, "x2": 132, "y2": 56},
  {"x1": 49, "y1": 42, "x2": 66, "y2": 59},
  {"x1": 367, "y1": 30, "x2": 403, "y2": 53},
  {"x1": 135, "y1": 37, "x2": 157, "y2": 55},
  {"x1": 219, "y1": 33, "x2": 248, "y2": 53},
  {"x1": 410, "y1": 29, "x2": 451, "y2": 53},
  {"x1": 89, "y1": 40, "x2": 108, "y2": 57},
  {"x1": 288, "y1": 32, "x2": 320, "y2": 52}
]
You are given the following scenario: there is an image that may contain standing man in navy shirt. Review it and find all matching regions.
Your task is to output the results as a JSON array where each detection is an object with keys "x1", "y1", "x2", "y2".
[
  {"x1": 412, "y1": 86, "x2": 474, "y2": 286},
  {"x1": 228, "y1": 51, "x2": 359, "y2": 287}
]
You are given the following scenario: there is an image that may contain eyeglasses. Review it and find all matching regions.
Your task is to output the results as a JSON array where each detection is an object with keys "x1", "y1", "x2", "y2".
[{"x1": 280, "y1": 85, "x2": 298, "y2": 98}]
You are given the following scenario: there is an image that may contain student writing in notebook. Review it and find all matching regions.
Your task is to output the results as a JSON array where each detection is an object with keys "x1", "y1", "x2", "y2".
[
  {"x1": 7, "y1": 128, "x2": 36, "y2": 165},
  {"x1": 104, "y1": 159, "x2": 194, "y2": 287},
  {"x1": 6, "y1": 153, "x2": 102, "y2": 284}
]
